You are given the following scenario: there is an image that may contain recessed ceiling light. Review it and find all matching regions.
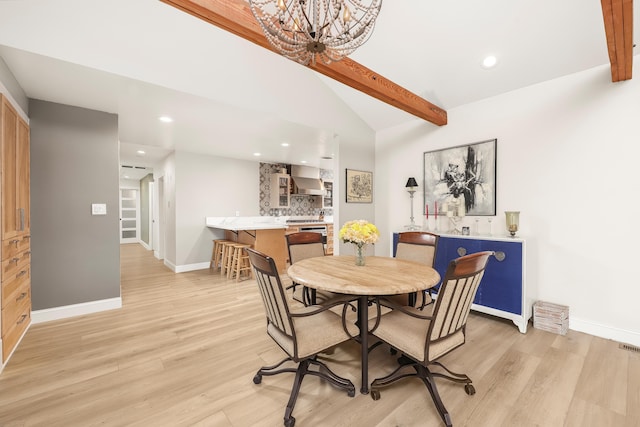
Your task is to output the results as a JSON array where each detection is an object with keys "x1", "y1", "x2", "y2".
[
  {"x1": 158, "y1": 116, "x2": 173, "y2": 123},
  {"x1": 300, "y1": 160, "x2": 308, "y2": 164},
  {"x1": 281, "y1": 143, "x2": 289, "y2": 147},
  {"x1": 482, "y1": 55, "x2": 498, "y2": 68},
  {"x1": 136, "y1": 150, "x2": 146, "y2": 155},
  {"x1": 253, "y1": 152, "x2": 261, "y2": 156}
]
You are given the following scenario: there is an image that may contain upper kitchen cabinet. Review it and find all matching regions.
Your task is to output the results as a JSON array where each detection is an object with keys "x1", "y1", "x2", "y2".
[
  {"x1": 2, "y1": 95, "x2": 30, "y2": 240},
  {"x1": 322, "y1": 180, "x2": 333, "y2": 209},
  {"x1": 270, "y1": 173, "x2": 290, "y2": 209}
]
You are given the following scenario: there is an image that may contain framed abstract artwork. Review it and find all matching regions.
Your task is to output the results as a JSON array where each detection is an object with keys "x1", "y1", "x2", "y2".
[
  {"x1": 345, "y1": 169, "x2": 373, "y2": 203},
  {"x1": 423, "y1": 139, "x2": 497, "y2": 216}
]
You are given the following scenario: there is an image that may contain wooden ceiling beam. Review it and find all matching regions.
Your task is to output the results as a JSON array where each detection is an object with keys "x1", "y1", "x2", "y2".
[
  {"x1": 601, "y1": 0, "x2": 634, "y2": 81},
  {"x1": 160, "y1": 0, "x2": 447, "y2": 126}
]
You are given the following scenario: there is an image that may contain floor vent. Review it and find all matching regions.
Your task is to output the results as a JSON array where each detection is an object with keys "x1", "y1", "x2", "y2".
[{"x1": 619, "y1": 343, "x2": 640, "y2": 353}]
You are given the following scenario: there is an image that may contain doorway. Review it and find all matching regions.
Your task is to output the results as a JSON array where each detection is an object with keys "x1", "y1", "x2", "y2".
[{"x1": 119, "y1": 188, "x2": 139, "y2": 243}]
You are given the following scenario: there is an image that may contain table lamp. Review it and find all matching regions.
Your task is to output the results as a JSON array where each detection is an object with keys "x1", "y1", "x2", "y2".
[{"x1": 405, "y1": 177, "x2": 421, "y2": 230}]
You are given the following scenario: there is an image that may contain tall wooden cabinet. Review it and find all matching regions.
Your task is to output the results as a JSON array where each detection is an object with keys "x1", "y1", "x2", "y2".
[{"x1": 1, "y1": 94, "x2": 31, "y2": 364}]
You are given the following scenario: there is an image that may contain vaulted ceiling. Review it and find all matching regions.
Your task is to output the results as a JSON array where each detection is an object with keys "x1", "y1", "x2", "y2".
[{"x1": 0, "y1": 0, "x2": 636, "y2": 173}]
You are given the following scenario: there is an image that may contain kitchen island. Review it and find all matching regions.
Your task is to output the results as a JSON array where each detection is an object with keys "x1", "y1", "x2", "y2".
[{"x1": 206, "y1": 217, "x2": 289, "y2": 271}]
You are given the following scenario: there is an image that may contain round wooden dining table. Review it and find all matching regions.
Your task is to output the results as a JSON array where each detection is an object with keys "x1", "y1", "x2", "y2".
[{"x1": 287, "y1": 255, "x2": 441, "y2": 394}]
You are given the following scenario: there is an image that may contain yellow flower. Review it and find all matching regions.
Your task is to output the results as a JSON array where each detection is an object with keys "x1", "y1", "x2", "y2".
[{"x1": 339, "y1": 220, "x2": 379, "y2": 247}]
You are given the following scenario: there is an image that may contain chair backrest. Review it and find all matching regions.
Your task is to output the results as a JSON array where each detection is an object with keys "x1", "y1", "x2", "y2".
[
  {"x1": 396, "y1": 231, "x2": 439, "y2": 267},
  {"x1": 425, "y1": 251, "x2": 494, "y2": 361},
  {"x1": 286, "y1": 232, "x2": 325, "y2": 265},
  {"x1": 246, "y1": 248, "x2": 295, "y2": 339}
]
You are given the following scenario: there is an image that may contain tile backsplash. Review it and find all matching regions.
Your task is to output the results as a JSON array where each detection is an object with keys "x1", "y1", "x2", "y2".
[{"x1": 259, "y1": 162, "x2": 334, "y2": 217}]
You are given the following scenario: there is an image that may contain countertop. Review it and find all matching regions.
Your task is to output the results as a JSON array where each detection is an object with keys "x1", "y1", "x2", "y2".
[
  {"x1": 206, "y1": 216, "x2": 333, "y2": 231},
  {"x1": 206, "y1": 216, "x2": 286, "y2": 231}
]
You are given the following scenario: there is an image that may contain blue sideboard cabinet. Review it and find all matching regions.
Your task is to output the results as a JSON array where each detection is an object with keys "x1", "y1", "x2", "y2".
[{"x1": 392, "y1": 233, "x2": 530, "y2": 333}]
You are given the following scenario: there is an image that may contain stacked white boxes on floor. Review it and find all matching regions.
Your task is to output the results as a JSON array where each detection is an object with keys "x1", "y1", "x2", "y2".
[{"x1": 533, "y1": 301, "x2": 569, "y2": 335}]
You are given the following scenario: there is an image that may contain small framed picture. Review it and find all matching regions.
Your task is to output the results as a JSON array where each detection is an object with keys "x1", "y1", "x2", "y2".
[{"x1": 346, "y1": 169, "x2": 373, "y2": 203}]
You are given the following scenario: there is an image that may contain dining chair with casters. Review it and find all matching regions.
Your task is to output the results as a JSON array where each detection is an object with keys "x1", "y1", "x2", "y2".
[
  {"x1": 246, "y1": 247, "x2": 356, "y2": 427},
  {"x1": 285, "y1": 232, "x2": 351, "y2": 306},
  {"x1": 370, "y1": 251, "x2": 495, "y2": 427},
  {"x1": 387, "y1": 231, "x2": 439, "y2": 309}
]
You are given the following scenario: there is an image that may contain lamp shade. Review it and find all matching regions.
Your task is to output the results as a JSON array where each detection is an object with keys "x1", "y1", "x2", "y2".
[{"x1": 405, "y1": 177, "x2": 418, "y2": 188}]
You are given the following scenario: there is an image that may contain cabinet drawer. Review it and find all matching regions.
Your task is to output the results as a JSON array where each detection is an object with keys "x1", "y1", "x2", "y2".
[
  {"x1": 2, "y1": 304, "x2": 30, "y2": 361},
  {"x1": 2, "y1": 274, "x2": 30, "y2": 309},
  {"x1": 1, "y1": 265, "x2": 30, "y2": 299},
  {"x1": 2, "y1": 286, "x2": 30, "y2": 336},
  {"x1": 1, "y1": 249, "x2": 30, "y2": 277},
  {"x1": 2, "y1": 235, "x2": 30, "y2": 260}
]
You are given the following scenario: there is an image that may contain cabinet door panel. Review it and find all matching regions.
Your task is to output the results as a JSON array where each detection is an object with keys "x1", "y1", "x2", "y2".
[
  {"x1": 17, "y1": 118, "x2": 30, "y2": 234},
  {"x1": 1, "y1": 98, "x2": 18, "y2": 239},
  {"x1": 434, "y1": 236, "x2": 522, "y2": 314},
  {"x1": 478, "y1": 240, "x2": 523, "y2": 314},
  {"x1": 434, "y1": 237, "x2": 482, "y2": 303}
]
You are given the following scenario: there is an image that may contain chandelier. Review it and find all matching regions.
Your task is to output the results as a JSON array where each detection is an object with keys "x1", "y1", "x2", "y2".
[{"x1": 248, "y1": 0, "x2": 382, "y2": 65}]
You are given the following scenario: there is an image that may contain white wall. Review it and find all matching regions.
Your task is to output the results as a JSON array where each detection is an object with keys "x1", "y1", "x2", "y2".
[
  {"x1": 336, "y1": 135, "x2": 376, "y2": 256},
  {"x1": 375, "y1": 58, "x2": 640, "y2": 346},
  {"x1": 155, "y1": 144, "x2": 377, "y2": 270},
  {"x1": 174, "y1": 151, "x2": 260, "y2": 268},
  {"x1": 158, "y1": 153, "x2": 177, "y2": 268}
]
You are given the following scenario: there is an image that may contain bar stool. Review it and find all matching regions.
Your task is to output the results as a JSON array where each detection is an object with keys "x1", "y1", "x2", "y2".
[
  {"x1": 228, "y1": 243, "x2": 252, "y2": 281},
  {"x1": 220, "y1": 241, "x2": 237, "y2": 277},
  {"x1": 210, "y1": 239, "x2": 229, "y2": 271}
]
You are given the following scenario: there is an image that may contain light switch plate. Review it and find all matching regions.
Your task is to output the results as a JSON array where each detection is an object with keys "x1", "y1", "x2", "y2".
[{"x1": 92, "y1": 203, "x2": 107, "y2": 215}]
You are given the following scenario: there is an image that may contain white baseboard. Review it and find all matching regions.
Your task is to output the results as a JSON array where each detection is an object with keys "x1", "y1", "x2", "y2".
[
  {"x1": 31, "y1": 297, "x2": 122, "y2": 324},
  {"x1": 570, "y1": 317, "x2": 640, "y2": 347},
  {"x1": 175, "y1": 262, "x2": 210, "y2": 273},
  {"x1": 163, "y1": 259, "x2": 177, "y2": 272},
  {"x1": 163, "y1": 259, "x2": 209, "y2": 273}
]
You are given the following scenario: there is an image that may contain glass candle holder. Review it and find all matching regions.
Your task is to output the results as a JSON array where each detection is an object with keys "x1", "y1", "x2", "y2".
[{"x1": 505, "y1": 211, "x2": 520, "y2": 237}]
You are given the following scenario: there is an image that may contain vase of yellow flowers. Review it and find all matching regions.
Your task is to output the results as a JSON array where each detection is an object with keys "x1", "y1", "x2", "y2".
[{"x1": 339, "y1": 219, "x2": 380, "y2": 266}]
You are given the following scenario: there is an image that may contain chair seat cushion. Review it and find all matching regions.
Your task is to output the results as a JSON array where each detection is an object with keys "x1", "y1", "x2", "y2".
[
  {"x1": 373, "y1": 306, "x2": 464, "y2": 363},
  {"x1": 268, "y1": 307, "x2": 348, "y2": 359}
]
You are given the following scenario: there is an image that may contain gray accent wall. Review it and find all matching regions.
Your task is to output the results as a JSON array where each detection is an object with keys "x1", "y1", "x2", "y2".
[{"x1": 29, "y1": 99, "x2": 120, "y2": 310}]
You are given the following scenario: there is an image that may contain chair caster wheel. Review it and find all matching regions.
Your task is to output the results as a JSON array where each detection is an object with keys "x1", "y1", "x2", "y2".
[
  {"x1": 347, "y1": 389, "x2": 355, "y2": 397},
  {"x1": 253, "y1": 374, "x2": 262, "y2": 384},
  {"x1": 371, "y1": 390, "x2": 381, "y2": 401},
  {"x1": 284, "y1": 416, "x2": 295, "y2": 427},
  {"x1": 465, "y1": 384, "x2": 475, "y2": 395}
]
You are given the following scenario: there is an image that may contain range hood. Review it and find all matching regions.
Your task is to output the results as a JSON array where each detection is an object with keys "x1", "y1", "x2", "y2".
[{"x1": 290, "y1": 165, "x2": 325, "y2": 196}]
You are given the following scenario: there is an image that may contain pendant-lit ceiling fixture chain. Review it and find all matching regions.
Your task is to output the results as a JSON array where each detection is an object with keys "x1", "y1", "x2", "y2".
[{"x1": 249, "y1": 0, "x2": 382, "y2": 65}]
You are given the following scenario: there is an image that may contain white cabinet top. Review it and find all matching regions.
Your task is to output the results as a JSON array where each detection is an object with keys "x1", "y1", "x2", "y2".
[{"x1": 206, "y1": 216, "x2": 287, "y2": 231}]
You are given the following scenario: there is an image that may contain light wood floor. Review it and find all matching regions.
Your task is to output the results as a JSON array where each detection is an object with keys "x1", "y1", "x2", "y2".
[{"x1": 1, "y1": 244, "x2": 638, "y2": 427}]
